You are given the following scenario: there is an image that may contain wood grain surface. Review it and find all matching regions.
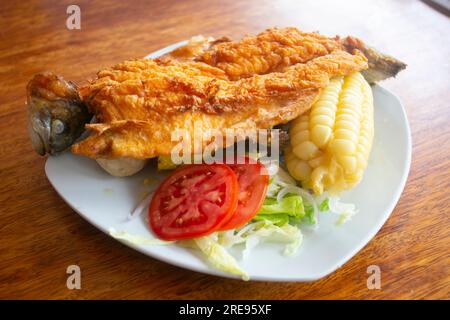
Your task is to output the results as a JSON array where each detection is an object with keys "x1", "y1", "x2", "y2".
[{"x1": 0, "y1": 0, "x2": 449, "y2": 300}]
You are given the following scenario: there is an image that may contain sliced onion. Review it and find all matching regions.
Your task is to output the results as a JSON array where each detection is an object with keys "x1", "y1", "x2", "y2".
[
  {"x1": 328, "y1": 196, "x2": 358, "y2": 224},
  {"x1": 235, "y1": 221, "x2": 264, "y2": 238},
  {"x1": 242, "y1": 235, "x2": 260, "y2": 260},
  {"x1": 128, "y1": 191, "x2": 154, "y2": 221},
  {"x1": 276, "y1": 166, "x2": 297, "y2": 185},
  {"x1": 328, "y1": 196, "x2": 356, "y2": 213},
  {"x1": 266, "y1": 166, "x2": 297, "y2": 197}
]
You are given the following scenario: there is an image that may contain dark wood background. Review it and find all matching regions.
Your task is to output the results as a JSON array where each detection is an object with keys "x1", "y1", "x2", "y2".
[{"x1": 0, "y1": 0, "x2": 449, "y2": 299}]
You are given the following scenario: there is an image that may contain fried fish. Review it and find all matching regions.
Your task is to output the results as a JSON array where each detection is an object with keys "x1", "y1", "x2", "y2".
[
  {"x1": 26, "y1": 27, "x2": 406, "y2": 175},
  {"x1": 72, "y1": 50, "x2": 368, "y2": 159}
]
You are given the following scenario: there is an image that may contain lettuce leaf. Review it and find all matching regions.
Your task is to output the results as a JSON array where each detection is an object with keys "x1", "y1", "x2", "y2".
[
  {"x1": 193, "y1": 236, "x2": 249, "y2": 280},
  {"x1": 255, "y1": 195, "x2": 305, "y2": 227},
  {"x1": 258, "y1": 195, "x2": 304, "y2": 216},
  {"x1": 302, "y1": 204, "x2": 317, "y2": 225},
  {"x1": 253, "y1": 213, "x2": 289, "y2": 226},
  {"x1": 109, "y1": 228, "x2": 174, "y2": 245},
  {"x1": 319, "y1": 198, "x2": 330, "y2": 211}
]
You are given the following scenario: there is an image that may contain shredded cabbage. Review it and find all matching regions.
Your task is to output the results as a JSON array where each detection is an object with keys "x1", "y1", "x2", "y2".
[{"x1": 217, "y1": 220, "x2": 302, "y2": 257}]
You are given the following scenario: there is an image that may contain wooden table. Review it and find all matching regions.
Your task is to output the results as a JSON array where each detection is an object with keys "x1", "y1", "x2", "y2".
[{"x1": 0, "y1": 0, "x2": 449, "y2": 299}]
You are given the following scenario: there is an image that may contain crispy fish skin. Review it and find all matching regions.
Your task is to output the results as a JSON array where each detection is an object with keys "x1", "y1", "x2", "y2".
[
  {"x1": 72, "y1": 50, "x2": 368, "y2": 159},
  {"x1": 79, "y1": 59, "x2": 230, "y2": 123},
  {"x1": 197, "y1": 27, "x2": 343, "y2": 80},
  {"x1": 173, "y1": 28, "x2": 406, "y2": 83}
]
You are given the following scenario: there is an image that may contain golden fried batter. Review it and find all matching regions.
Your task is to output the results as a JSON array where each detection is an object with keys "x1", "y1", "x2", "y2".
[
  {"x1": 72, "y1": 50, "x2": 368, "y2": 159},
  {"x1": 198, "y1": 27, "x2": 344, "y2": 80},
  {"x1": 169, "y1": 28, "x2": 405, "y2": 83}
]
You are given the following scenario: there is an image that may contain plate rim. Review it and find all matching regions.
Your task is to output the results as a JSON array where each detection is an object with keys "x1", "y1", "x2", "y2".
[{"x1": 45, "y1": 41, "x2": 412, "y2": 282}]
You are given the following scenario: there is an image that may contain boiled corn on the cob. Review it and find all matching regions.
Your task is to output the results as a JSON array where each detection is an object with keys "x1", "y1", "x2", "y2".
[{"x1": 285, "y1": 72, "x2": 374, "y2": 194}]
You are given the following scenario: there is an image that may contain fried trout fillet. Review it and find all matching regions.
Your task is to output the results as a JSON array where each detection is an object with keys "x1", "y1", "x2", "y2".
[
  {"x1": 167, "y1": 27, "x2": 406, "y2": 83},
  {"x1": 72, "y1": 50, "x2": 368, "y2": 159}
]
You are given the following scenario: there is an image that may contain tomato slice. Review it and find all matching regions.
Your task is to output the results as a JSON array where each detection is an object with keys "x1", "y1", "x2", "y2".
[
  {"x1": 149, "y1": 164, "x2": 238, "y2": 240},
  {"x1": 219, "y1": 157, "x2": 269, "y2": 230}
]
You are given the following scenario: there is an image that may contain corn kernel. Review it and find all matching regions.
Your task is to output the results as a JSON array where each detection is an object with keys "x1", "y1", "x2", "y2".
[{"x1": 293, "y1": 141, "x2": 319, "y2": 160}]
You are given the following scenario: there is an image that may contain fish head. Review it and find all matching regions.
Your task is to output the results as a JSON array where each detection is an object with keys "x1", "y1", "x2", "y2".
[{"x1": 26, "y1": 72, "x2": 91, "y2": 155}]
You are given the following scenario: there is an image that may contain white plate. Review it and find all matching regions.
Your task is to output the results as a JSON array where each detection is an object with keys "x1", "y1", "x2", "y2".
[{"x1": 45, "y1": 42, "x2": 411, "y2": 282}]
